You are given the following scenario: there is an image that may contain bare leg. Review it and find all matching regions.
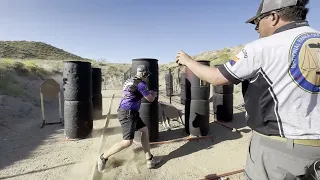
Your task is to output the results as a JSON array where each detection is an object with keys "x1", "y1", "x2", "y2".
[
  {"x1": 138, "y1": 126, "x2": 152, "y2": 160},
  {"x1": 102, "y1": 139, "x2": 132, "y2": 159}
]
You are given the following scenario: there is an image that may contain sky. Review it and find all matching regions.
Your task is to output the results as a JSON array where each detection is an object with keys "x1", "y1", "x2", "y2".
[{"x1": 0, "y1": 0, "x2": 319, "y2": 64}]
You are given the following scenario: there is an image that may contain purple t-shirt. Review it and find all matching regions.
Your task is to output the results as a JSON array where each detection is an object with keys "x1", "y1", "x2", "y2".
[{"x1": 119, "y1": 78, "x2": 151, "y2": 111}]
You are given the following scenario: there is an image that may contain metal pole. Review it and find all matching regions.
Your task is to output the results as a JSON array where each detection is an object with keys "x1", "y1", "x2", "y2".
[
  {"x1": 58, "y1": 92, "x2": 62, "y2": 123},
  {"x1": 40, "y1": 92, "x2": 45, "y2": 128},
  {"x1": 169, "y1": 68, "x2": 172, "y2": 104}
]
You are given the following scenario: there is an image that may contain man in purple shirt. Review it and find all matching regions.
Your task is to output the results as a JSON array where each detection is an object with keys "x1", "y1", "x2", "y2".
[{"x1": 97, "y1": 65, "x2": 161, "y2": 173}]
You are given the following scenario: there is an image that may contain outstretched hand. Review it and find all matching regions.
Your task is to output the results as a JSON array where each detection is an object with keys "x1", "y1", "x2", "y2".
[{"x1": 175, "y1": 50, "x2": 193, "y2": 66}]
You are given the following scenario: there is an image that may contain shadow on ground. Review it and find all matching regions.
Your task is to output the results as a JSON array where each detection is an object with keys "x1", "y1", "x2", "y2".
[
  {"x1": 152, "y1": 111, "x2": 249, "y2": 168},
  {"x1": 158, "y1": 110, "x2": 250, "y2": 141},
  {"x1": 0, "y1": 162, "x2": 75, "y2": 180}
]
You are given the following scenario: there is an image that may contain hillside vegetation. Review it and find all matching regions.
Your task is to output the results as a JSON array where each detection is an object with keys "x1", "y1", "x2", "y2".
[
  {"x1": 0, "y1": 41, "x2": 88, "y2": 60},
  {"x1": 0, "y1": 40, "x2": 244, "y2": 97}
]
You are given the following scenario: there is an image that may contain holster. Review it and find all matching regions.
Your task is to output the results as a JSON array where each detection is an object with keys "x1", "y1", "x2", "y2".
[{"x1": 299, "y1": 159, "x2": 320, "y2": 180}]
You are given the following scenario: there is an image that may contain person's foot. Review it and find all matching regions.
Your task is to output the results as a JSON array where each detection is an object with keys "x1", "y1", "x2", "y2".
[
  {"x1": 97, "y1": 153, "x2": 108, "y2": 173},
  {"x1": 146, "y1": 155, "x2": 161, "y2": 169}
]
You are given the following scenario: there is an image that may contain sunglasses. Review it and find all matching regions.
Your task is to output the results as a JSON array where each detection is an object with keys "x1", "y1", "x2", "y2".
[
  {"x1": 254, "y1": 8, "x2": 284, "y2": 30},
  {"x1": 254, "y1": 12, "x2": 272, "y2": 30}
]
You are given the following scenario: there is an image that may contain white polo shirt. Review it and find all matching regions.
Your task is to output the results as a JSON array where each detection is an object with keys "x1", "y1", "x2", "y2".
[{"x1": 219, "y1": 20, "x2": 320, "y2": 139}]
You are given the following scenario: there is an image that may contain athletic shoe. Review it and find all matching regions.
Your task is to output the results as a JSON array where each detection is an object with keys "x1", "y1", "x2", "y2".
[
  {"x1": 147, "y1": 156, "x2": 161, "y2": 169},
  {"x1": 97, "y1": 153, "x2": 108, "y2": 173}
]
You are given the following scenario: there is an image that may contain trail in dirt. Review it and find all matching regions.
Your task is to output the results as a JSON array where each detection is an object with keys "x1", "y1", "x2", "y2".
[{"x1": 72, "y1": 89, "x2": 250, "y2": 180}]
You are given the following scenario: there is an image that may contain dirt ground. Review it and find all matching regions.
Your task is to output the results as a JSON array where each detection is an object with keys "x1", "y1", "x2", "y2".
[
  {"x1": 67, "y1": 88, "x2": 251, "y2": 180},
  {"x1": 0, "y1": 84, "x2": 251, "y2": 180}
]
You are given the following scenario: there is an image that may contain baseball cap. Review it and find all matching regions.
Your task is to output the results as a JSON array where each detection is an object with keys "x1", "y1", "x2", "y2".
[
  {"x1": 136, "y1": 65, "x2": 152, "y2": 76},
  {"x1": 245, "y1": 0, "x2": 298, "y2": 24}
]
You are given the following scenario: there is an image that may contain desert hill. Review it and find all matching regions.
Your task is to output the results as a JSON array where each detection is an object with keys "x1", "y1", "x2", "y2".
[{"x1": 0, "y1": 41, "x2": 88, "y2": 60}]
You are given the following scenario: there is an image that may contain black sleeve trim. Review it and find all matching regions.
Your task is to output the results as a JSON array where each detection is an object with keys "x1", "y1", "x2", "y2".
[{"x1": 218, "y1": 65, "x2": 241, "y2": 85}]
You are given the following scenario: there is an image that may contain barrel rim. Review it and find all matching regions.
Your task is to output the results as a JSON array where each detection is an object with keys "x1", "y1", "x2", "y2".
[
  {"x1": 92, "y1": 67, "x2": 102, "y2": 70},
  {"x1": 63, "y1": 60, "x2": 92, "y2": 64},
  {"x1": 132, "y1": 58, "x2": 159, "y2": 62}
]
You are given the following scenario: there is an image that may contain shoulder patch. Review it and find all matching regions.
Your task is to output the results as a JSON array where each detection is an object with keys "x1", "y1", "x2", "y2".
[
  {"x1": 289, "y1": 32, "x2": 320, "y2": 94},
  {"x1": 228, "y1": 55, "x2": 240, "y2": 66}
]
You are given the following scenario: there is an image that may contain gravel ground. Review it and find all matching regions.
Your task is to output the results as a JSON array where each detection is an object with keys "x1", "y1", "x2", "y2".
[{"x1": 0, "y1": 86, "x2": 251, "y2": 180}]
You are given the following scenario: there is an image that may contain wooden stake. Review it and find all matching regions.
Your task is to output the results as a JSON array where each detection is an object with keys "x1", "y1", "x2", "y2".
[
  {"x1": 214, "y1": 120, "x2": 240, "y2": 133},
  {"x1": 150, "y1": 135, "x2": 213, "y2": 145},
  {"x1": 201, "y1": 169, "x2": 245, "y2": 180}
]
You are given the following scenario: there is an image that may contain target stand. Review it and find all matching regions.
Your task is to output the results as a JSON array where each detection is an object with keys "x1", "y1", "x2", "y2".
[{"x1": 40, "y1": 79, "x2": 63, "y2": 128}]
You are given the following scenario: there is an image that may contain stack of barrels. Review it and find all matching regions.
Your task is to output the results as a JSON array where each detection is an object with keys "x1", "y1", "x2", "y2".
[
  {"x1": 165, "y1": 69, "x2": 173, "y2": 97},
  {"x1": 212, "y1": 64, "x2": 234, "y2": 122},
  {"x1": 92, "y1": 68, "x2": 103, "y2": 119},
  {"x1": 63, "y1": 61, "x2": 93, "y2": 139},
  {"x1": 184, "y1": 60, "x2": 210, "y2": 136},
  {"x1": 131, "y1": 58, "x2": 159, "y2": 142}
]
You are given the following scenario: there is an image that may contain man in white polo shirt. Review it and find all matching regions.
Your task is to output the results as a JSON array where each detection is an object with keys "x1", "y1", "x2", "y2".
[{"x1": 176, "y1": 0, "x2": 320, "y2": 179}]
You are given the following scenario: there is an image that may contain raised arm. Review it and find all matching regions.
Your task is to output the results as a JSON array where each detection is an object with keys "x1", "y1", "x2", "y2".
[{"x1": 176, "y1": 44, "x2": 261, "y2": 86}]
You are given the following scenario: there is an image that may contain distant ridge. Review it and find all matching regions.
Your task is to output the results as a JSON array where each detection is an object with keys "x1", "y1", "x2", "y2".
[{"x1": 0, "y1": 41, "x2": 89, "y2": 60}]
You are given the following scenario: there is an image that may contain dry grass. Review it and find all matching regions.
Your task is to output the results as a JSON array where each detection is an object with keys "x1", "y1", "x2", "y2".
[
  {"x1": 0, "y1": 59, "x2": 132, "y2": 96},
  {"x1": 0, "y1": 59, "x2": 52, "y2": 96},
  {"x1": 0, "y1": 44, "x2": 244, "y2": 97},
  {"x1": 193, "y1": 45, "x2": 245, "y2": 66}
]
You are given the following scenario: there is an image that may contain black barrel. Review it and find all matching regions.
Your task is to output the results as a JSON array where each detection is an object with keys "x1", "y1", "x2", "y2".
[
  {"x1": 92, "y1": 68, "x2": 102, "y2": 95},
  {"x1": 180, "y1": 72, "x2": 191, "y2": 105},
  {"x1": 92, "y1": 94, "x2": 103, "y2": 119},
  {"x1": 213, "y1": 85, "x2": 234, "y2": 94},
  {"x1": 213, "y1": 93, "x2": 233, "y2": 122},
  {"x1": 184, "y1": 99, "x2": 191, "y2": 134},
  {"x1": 131, "y1": 58, "x2": 159, "y2": 142},
  {"x1": 187, "y1": 60, "x2": 210, "y2": 100},
  {"x1": 189, "y1": 100, "x2": 210, "y2": 136},
  {"x1": 180, "y1": 73, "x2": 186, "y2": 104},
  {"x1": 63, "y1": 61, "x2": 93, "y2": 139},
  {"x1": 212, "y1": 64, "x2": 234, "y2": 122},
  {"x1": 213, "y1": 64, "x2": 234, "y2": 94},
  {"x1": 165, "y1": 71, "x2": 173, "y2": 97},
  {"x1": 63, "y1": 61, "x2": 92, "y2": 101},
  {"x1": 92, "y1": 68, "x2": 103, "y2": 119},
  {"x1": 184, "y1": 61, "x2": 210, "y2": 136},
  {"x1": 64, "y1": 100, "x2": 93, "y2": 139},
  {"x1": 139, "y1": 102, "x2": 159, "y2": 141}
]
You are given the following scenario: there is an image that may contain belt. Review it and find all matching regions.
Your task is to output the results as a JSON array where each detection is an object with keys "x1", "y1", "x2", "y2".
[{"x1": 254, "y1": 131, "x2": 320, "y2": 147}]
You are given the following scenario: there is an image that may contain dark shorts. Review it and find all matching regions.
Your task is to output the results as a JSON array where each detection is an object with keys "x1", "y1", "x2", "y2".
[{"x1": 117, "y1": 108, "x2": 146, "y2": 140}]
